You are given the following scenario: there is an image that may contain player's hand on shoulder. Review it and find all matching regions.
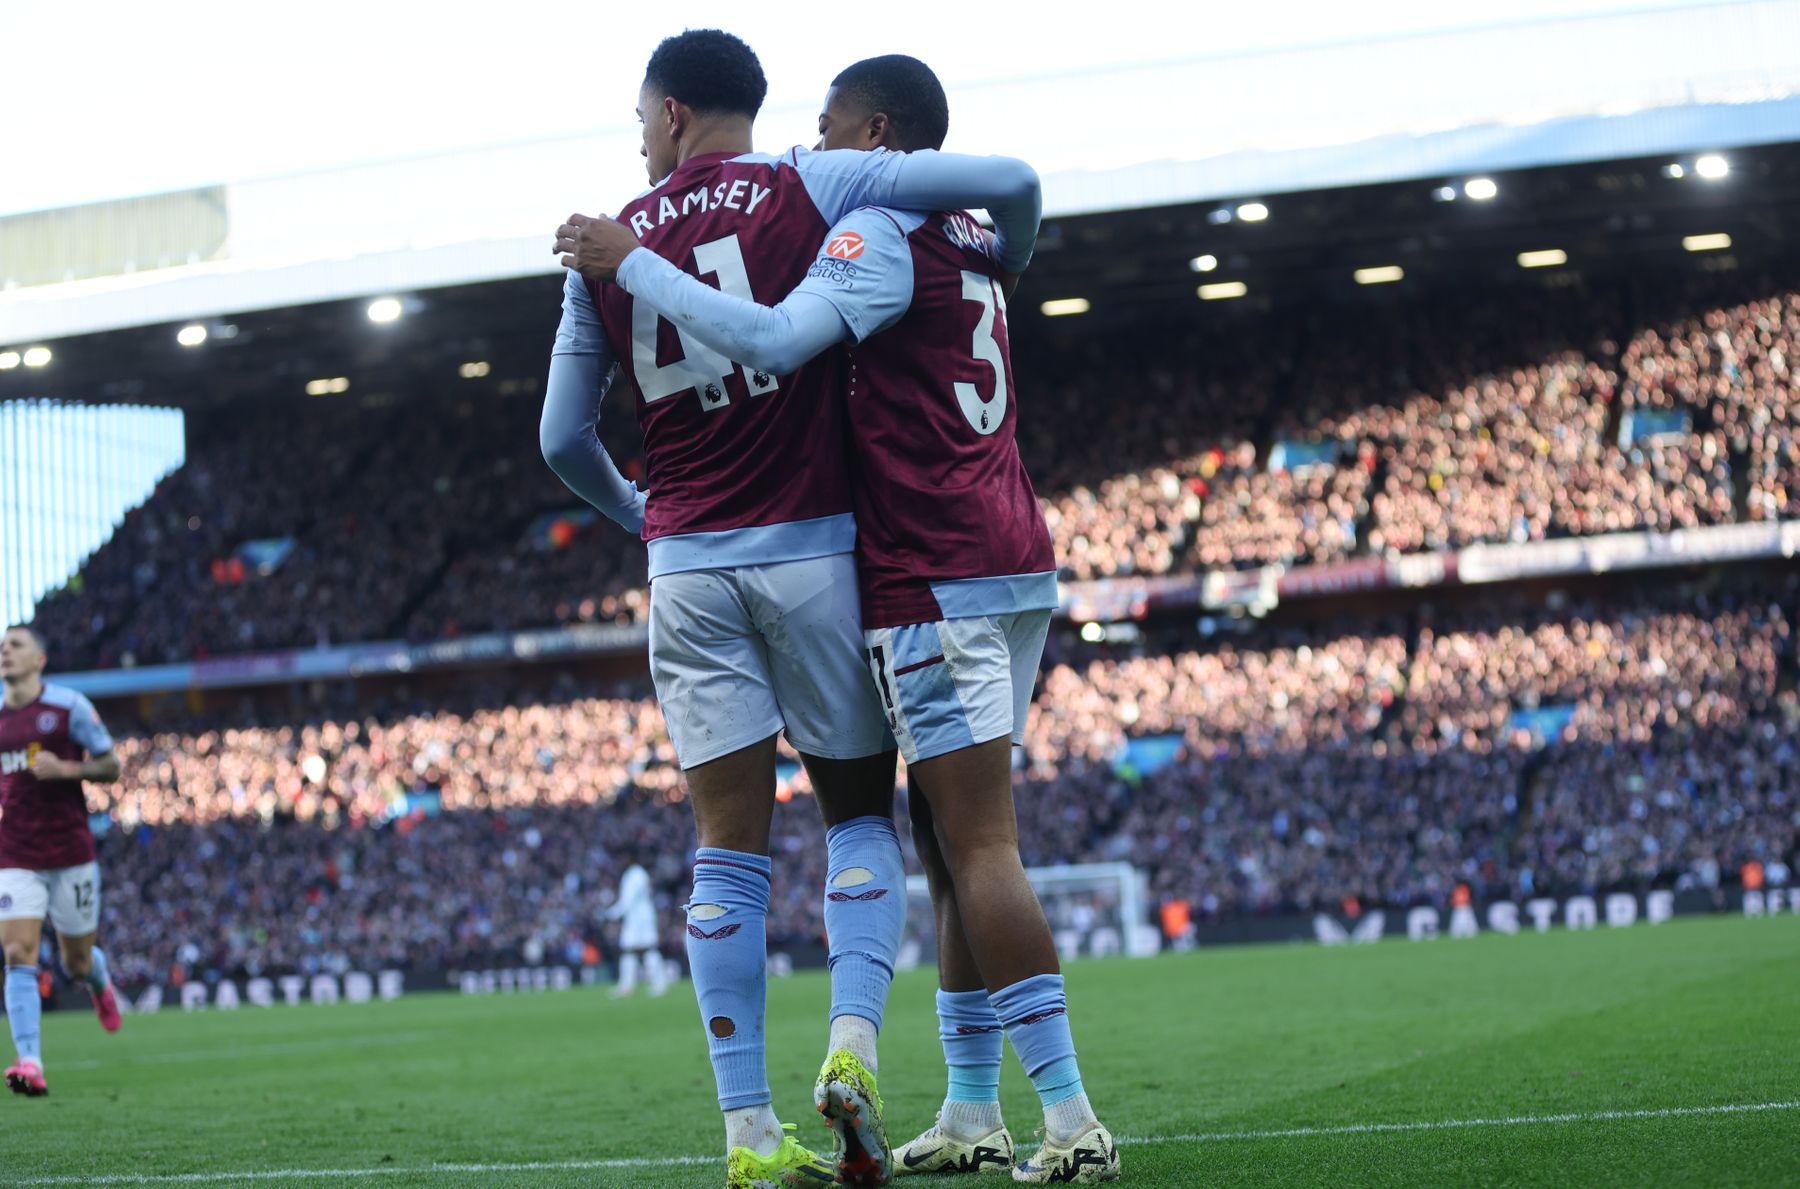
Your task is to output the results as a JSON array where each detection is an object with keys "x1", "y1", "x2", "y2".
[
  {"x1": 554, "y1": 213, "x2": 639, "y2": 283},
  {"x1": 30, "y1": 752, "x2": 81, "y2": 781}
]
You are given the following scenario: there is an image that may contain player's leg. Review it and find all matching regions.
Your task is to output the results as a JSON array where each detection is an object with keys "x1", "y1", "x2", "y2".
[
  {"x1": 686, "y1": 735, "x2": 831, "y2": 1186},
  {"x1": 749, "y1": 554, "x2": 902, "y2": 1185},
  {"x1": 646, "y1": 946, "x2": 671, "y2": 997},
  {"x1": 682, "y1": 733, "x2": 783, "y2": 1157},
  {"x1": 804, "y1": 747, "x2": 901, "y2": 1073},
  {"x1": 758, "y1": 558, "x2": 904, "y2": 1066},
  {"x1": 807, "y1": 754, "x2": 905, "y2": 1185},
  {"x1": 0, "y1": 867, "x2": 51, "y2": 1094},
  {"x1": 614, "y1": 949, "x2": 641, "y2": 998},
  {"x1": 50, "y1": 863, "x2": 119, "y2": 1032},
  {"x1": 650, "y1": 569, "x2": 830, "y2": 1182},
  {"x1": 877, "y1": 613, "x2": 1117, "y2": 1183},
  {"x1": 890, "y1": 790, "x2": 1015, "y2": 1176},
  {"x1": 910, "y1": 740, "x2": 1115, "y2": 1174},
  {"x1": 908, "y1": 739, "x2": 1054, "y2": 987}
]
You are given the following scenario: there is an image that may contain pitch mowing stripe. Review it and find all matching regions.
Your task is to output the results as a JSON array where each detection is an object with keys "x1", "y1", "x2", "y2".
[
  {"x1": 1113, "y1": 1098, "x2": 1800, "y2": 1144},
  {"x1": 17, "y1": 1100, "x2": 1799, "y2": 1185},
  {"x1": 61, "y1": 1032, "x2": 437, "y2": 1071}
]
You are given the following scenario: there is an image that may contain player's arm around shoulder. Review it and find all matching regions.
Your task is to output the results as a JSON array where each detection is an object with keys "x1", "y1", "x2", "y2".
[
  {"x1": 787, "y1": 146, "x2": 1042, "y2": 274},
  {"x1": 554, "y1": 212, "x2": 645, "y2": 286},
  {"x1": 792, "y1": 206, "x2": 921, "y2": 346},
  {"x1": 610, "y1": 238, "x2": 858, "y2": 377}
]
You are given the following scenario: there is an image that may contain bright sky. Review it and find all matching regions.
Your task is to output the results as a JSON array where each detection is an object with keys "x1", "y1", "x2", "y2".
[{"x1": 0, "y1": 0, "x2": 1730, "y2": 218}]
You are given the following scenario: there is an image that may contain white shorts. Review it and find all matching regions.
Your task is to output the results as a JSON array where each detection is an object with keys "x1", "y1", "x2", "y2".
[
  {"x1": 649, "y1": 553, "x2": 893, "y2": 768},
  {"x1": 864, "y1": 609, "x2": 1052, "y2": 765},
  {"x1": 0, "y1": 861, "x2": 102, "y2": 936},
  {"x1": 619, "y1": 912, "x2": 660, "y2": 952}
]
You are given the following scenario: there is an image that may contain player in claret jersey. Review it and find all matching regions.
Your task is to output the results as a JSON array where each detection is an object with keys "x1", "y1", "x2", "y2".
[
  {"x1": 539, "y1": 29, "x2": 1045, "y2": 1189},
  {"x1": 566, "y1": 56, "x2": 1120, "y2": 1185},
  {"x1": 0, "y1": 625, "x2": 124, "y2": 1098}
]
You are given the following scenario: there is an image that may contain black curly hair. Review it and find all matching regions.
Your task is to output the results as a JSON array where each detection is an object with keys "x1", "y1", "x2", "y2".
[
  {"x1": 831, "y1": 54, "x2": 949, "y2": 151},
  {"x1": 643, "y1": 29, "x2": 768, "y2": 119}
]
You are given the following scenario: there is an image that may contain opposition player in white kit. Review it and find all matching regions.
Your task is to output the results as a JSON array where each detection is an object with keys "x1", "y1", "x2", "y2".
[
  {"x1": 608, "y1": 860, "x2": 669, "y2": 998},
  {"x1": 0, "y1": 625, "x2": 125, "y2": 1097}
]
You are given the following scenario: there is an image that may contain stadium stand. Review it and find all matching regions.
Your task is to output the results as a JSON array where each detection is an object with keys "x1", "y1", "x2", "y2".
[
  {"x1": 32, "y1": 279, "x2": 1800, "y2": 670},
  {"x1": 83, "y1": 574, "x2": 1797, "y2": 987},
  {"x1": 19, "y1": 219, "x2": 1800, "y2": 989}
]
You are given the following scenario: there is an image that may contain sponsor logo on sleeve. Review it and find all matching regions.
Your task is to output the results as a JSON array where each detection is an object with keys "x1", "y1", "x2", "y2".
[
  {"x1": 806, "y1": 258, "x2": 858, "y2": 287},
  {"x1": 826, "y1": 231, "x2": 866, "y2": 259}
]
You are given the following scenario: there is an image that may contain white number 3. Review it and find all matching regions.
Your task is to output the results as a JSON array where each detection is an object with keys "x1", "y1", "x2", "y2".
[
  {"x1": 955, "y1": 271, "x2": 1011, "y2": 435},
  {"x1": 630, "y1": 234, "x2": 779, "y2": 411}
]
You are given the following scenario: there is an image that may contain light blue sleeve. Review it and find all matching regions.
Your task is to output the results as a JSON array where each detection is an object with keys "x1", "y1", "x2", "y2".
[
  {"x1": 541, "y1": 272, "x2": 647, "y2": 533},
  {"x1": 614, "y1": 249, "x2": 852, "y2": 376},
  {"x1": 788, "y1": 147, "x2": 1041, "y2": 274},
  {"x1": 552, "y1": 267, "x2": 607, "y2": 356},
  {"x1": 791, "y1": 208, "x2": 919, "y2": 343},
  {"x1": 67, "y1": 692, "x2": 113, "y2": 756}
]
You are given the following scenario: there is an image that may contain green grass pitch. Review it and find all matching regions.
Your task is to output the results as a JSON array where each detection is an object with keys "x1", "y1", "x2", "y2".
[{"x1": 7, "y1": 916, "x2": 1798, "y2": 1186}]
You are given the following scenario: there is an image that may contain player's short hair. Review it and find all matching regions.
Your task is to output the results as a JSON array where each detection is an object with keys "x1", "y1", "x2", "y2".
[
  {"x1": 3, "y1": 624, "x2": 43, "y2": 650},
  {"x1": 831, "y1": 55, "x2": 950, "y2": 152},
  {"x1": 644, "y1": 29, "x2": 767, "y2": 119}
]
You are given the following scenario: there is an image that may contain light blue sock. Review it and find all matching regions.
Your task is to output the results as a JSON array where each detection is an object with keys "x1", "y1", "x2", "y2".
[
  {"x1": 6, "y1": 966, "x2": 42, "y2": 1066},
  {"x1": 938, "y1": 988, "x2": 1003, "y2": 1103},
  {"x1": 991, "y1": 973, "x2": 1085, "y2": 1108},
  {"x1": 686, "y1": 848, "x2": 773, "y2": 1111},
  {"x1": 81, "y1": 947, "x2": 110, "y2": 993},
  {"x1": 824, "y1": 816, "x2": 906, "y2": 1033}
]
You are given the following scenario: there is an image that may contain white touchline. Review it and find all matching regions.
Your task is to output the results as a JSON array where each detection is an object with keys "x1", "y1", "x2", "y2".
[{"x1": 17, "y1": 1101, "x2": 1798, "y2": 1185}]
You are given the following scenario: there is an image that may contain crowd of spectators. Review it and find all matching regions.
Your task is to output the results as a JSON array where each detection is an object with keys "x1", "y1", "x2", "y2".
[
  {"x1": 35, "y1": 280, "x2": 1800, "y2": 666},
  {"x1": 97, "y1": 790, "x2": 837, "y2": 992},
  {"x1": 1620, "y1": 289, "x2": 1800, "y2": 523},
  {"x1": 32, "y1": 390, "x2": 647, "y2": 671},
  {"x1": 80, "y1": 581, "x2": 1799, "y2": 986},
  {"x1": 1071, "y1": 593, "x2": 1797, "y2": 918},
  {"x1": 24, "y1": 273, "x2": 1800, "y2": 986}
]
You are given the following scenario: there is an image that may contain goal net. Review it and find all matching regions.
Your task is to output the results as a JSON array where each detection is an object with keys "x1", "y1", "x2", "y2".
[{"x1": 901, "y1": 861, "x2": 1157, "y2": 968}]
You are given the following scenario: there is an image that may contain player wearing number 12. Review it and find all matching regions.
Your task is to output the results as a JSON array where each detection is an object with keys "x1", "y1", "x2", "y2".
[
  {"x1": 579, "y1": 55, "x2": 1119, "y2": 1184},
  {"x1": 540, "y1": 29, "x2": 1045, "y2": 1189},
  {"x1": 0, "y1": 625, "x2": 125, "y2": 1099}
]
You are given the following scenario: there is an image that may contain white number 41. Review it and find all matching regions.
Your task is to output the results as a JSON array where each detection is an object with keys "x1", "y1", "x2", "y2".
[{"x1": 630, "y1": 234, "x2": 779, "y2": 411}]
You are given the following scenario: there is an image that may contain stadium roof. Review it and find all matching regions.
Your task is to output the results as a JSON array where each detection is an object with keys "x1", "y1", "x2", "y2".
[
  {"x1": 4, "y1": 1, "x2": 1799, "y2": 345},
  {"x1": 12, "y1": 134, "x2": 1800, "y2": 415}
]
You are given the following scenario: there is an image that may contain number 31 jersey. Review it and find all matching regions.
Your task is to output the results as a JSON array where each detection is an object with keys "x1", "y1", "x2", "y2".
[
  {"x1": 582, "y1": 150, "x2": 872, "y2": 578},
  {"x1": 793, "y1": 206, "x2": 1057, "y2": 629}
]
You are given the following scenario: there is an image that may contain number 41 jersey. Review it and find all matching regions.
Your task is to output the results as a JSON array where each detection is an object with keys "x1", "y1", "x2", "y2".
[
  {"x1": 793, "y1": 206, "x2": 1057, "y2": 629},
  {"x1": 586, "y1": 150, "x2": 865, "y2": 578}
]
